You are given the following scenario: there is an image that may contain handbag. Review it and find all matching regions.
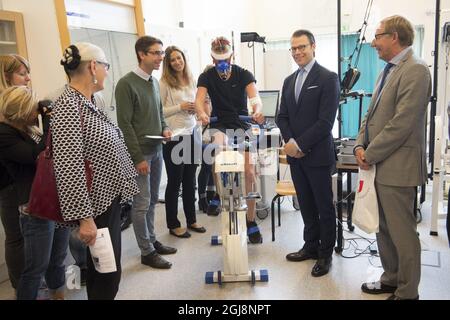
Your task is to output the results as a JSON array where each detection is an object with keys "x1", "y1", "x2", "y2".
[
  {"x1": 28, "y1": 103, "x2": 92, "y2": 222},
  {"x1": 352, "y1": 166, "x2": 379, "y2": 234}
]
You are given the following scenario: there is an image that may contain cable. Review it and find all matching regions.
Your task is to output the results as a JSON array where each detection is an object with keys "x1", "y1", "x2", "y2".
[
  {"x1": 341, "y1": 0, "x2": 373, "y2": 93},
  {"x1": 346, "y1": 0, "x2": 373, "y2": 68},
  {"x1": 334, "y1": 189, "x2": 354, "y2": 205},
  {"x1": 336, "y1": 217, "x2": 381, "y2": 261},
  {"x1": 353, "y1": 0, "x2": 373, "y2": 69}
]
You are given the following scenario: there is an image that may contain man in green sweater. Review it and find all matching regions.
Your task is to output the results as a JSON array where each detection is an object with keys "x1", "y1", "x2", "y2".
[{"x1": 116, "y1": 36, "x2": 176, "y2": 269}]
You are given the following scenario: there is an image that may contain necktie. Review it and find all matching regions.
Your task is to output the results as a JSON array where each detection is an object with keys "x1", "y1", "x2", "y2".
[
  {"x1": 376, "y1": 62, "x2": 395, "y2": 98},
  {"x1": 295, "y1": 68, "x2": 305, "y2": 103},
  {"x1": 364, "y1": 62, "x2": 395, "y2": 145}
]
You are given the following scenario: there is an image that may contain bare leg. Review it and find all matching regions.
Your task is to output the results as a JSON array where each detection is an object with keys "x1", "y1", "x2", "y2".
[
  {"x1": 211, "y1": 131, "x2": 228, "y2": 195},
  {"x1": 245, "y1": 151, "x2": 256, "y2": 222},
  {"x1": 212, "y1": 131, "x2": 262, "y2": 243}
]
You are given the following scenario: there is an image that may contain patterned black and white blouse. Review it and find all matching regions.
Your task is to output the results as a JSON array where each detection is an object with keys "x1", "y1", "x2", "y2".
[{"x1": 51, "y1": 86, "x2": 139, "y2": 222}]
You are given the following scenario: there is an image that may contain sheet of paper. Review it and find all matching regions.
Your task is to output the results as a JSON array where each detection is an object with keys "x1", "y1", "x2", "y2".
[
  {"x1": 171, "y1": 128, "x2": 186, "y2": 137},
  {"x1": 89, "y1": 228, "x2": 117, "y2": 273},
  {"x1": 145, "y1": 124, "x2": 198, "y2": 140}
]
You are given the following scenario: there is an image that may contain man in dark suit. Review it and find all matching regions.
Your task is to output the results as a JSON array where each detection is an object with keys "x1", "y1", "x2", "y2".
[{"x1": 276, "y1": 29, "x2": 340, "y2": 277}]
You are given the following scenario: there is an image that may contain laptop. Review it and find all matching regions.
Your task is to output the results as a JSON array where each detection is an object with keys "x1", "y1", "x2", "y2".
[{"x1": 259, "y1": 90, "x2": 280, "y2": 129}]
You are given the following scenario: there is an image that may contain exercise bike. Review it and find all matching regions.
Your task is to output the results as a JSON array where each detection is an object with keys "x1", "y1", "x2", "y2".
[{"x1": 205, "y1": 116, "x2": 269, "y2": 285}]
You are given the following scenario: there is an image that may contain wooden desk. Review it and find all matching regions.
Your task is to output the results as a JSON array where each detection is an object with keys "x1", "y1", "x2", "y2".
[{"x1": 335, "y1": 163, "x2": 359, "y2": 253}]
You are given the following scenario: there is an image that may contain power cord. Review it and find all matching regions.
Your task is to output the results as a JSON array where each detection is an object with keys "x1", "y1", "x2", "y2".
[{"x1": 336, "y1": 217, "x2": 381, "y2": 267}]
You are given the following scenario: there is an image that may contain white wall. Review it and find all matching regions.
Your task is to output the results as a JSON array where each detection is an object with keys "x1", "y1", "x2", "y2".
[
  {"x1": 240, "y1": 42, "x2": 266, "y2": 90},
  {"x1": 1, "y1": 0, "x2": 67, "y2": 99},
  {"x1": 65, "y1": 0, "x2": 136, "y2": 34},
  {"x1": 142, "y1": 0, "x2": 256, "y2": 81},
  {"x1": 141, "y1": 0, "x2": 179, "y2": 28},
  {"x1": 254, "y1": 0, "x2": 338, "y2": 40}
]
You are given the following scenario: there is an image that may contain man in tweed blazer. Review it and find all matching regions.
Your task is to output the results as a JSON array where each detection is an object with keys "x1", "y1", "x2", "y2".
[{"x1": 354, "y1": 16, "x2": 431, "y2": 300}]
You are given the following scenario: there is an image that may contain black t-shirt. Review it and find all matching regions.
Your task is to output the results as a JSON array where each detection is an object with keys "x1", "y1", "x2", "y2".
[{"x1": 197, "y1": 64, "x2": 255, "y2": 129}]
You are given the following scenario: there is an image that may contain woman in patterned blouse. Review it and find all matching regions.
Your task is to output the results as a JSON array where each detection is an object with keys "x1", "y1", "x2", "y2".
[{"x1": 52, "y1": 42, "x2": 139, "y2": 300}]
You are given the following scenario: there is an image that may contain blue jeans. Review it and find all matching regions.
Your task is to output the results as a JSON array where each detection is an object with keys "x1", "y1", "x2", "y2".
[
  {"x1": 17, "y1": 215, "x2": 70, "y2": 300},
  {"x1": 132, "y1": 150, "x2": 163, "y2": 256}
]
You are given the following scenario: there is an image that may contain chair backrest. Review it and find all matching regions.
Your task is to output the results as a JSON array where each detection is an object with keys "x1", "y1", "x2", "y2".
[{"x1": 279, "y1": 148, "x2": 288, "y2": 165}]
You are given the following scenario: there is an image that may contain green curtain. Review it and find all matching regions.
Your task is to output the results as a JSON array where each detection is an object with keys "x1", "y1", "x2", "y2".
[
  {"x1": 340, "y1": 27, "x2": 424, "y2": 138},
  {"x1": 340, "y1": 34, "x2": 385, "y2": 138}
]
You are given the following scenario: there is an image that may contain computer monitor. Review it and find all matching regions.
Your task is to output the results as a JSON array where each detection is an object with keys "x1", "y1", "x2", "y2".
[{"x1": 259, "y1": 90, "x2": 280, "y2": 119}]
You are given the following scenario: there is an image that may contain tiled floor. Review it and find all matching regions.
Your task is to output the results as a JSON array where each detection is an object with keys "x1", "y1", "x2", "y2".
[{"x1": 0, "y1": 188, "x2": 449, "y2": 300}]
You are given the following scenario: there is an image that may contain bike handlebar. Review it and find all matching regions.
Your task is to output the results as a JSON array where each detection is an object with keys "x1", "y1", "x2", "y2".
[{"x1": 209, "y1": 115, "x2": 253, "y2": 124}]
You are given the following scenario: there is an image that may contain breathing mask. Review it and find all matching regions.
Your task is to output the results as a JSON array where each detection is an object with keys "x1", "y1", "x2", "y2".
[{"x1": 216, "y1": 60, "x2": 231, "y2": 80}]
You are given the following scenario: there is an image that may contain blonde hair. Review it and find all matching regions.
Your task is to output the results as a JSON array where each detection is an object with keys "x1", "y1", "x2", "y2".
[
  {"x1": 382, "y1": 15, "x2": 415, "y2": 47},
  {"x1": 161, "y1": 46, "x2": 194, "y2": 90},
  {"x1": 0, "y1": 86, "x2": 39, "y2": 135},
  {"x1": 0, "y1": 55, "x2": 30, "y2": 93}
]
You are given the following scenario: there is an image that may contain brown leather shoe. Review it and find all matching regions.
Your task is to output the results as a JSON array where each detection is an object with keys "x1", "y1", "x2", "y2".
[
  {"x1": 286, "y1": 248, "x2": 318, "y2": 262},
  {"x1": 361, "y1": 281, "x2": 397, "y2": 294}
]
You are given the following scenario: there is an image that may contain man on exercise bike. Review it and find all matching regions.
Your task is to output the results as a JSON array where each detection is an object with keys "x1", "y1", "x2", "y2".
[{"x1": 195, "y1": 36, "x2": 264, "y2": 244}]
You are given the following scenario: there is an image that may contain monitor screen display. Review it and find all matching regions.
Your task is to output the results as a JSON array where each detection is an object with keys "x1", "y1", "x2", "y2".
[{"x1": 259, "y1": 90, "x2": 279, "y2": 118}]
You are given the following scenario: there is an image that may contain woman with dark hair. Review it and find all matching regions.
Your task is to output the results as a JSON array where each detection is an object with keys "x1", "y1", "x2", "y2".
[
  {"x1": 53, "y1": 42, "x2": 139, "y2": 299},
  {"x1": 160, "y1": 46, "x2": 205, "y2": 238}
]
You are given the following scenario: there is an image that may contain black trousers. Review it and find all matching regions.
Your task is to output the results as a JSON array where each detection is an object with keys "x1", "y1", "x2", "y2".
[
  {"x1": 447, "y1": 187, "x2": 450, "y2": 246},
  {"x1": 86, "y1": 196, "x2": 121, "y2": 300},
  {"x1": 0, "y1": 185, "x2": 24, "y2": 289},
  {"x1": 163, "y1": 136, "x2": 199, "y2": 229},
  {"x1": 290, "y1": 163, "x2": 336, "y2": 258}
]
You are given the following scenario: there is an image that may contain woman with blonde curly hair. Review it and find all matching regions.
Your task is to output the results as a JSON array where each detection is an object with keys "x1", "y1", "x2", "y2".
[
  {"x1": 0, "y1": 86, "x2": 70, "y2": 300},
  {"x1": 0, "y1": 54, "x2": 31, "y2": 292}
]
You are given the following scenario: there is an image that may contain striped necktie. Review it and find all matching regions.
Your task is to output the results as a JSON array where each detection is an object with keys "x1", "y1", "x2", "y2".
[
  {"x1": 376, "y1": 62, "x2": 395, "y2": 98},
  {"x1": 295, "y1": 68, "x2": 305, "y2": 103},
  {"x1": 364, "y1": 62, "x2": 395, "y2": 145}
]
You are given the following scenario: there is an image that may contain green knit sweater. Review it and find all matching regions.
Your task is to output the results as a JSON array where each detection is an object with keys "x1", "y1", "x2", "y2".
[{"x1": 115, "y1": 72, "x2": 168, "y2": 165}]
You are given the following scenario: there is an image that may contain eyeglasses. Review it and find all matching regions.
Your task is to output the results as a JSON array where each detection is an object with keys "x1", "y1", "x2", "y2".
[
  {"x1": 374, "y1": 32, "x2": 392, "y2": 40},
  {"x1": 289, "y1": 44, "x2": 311, "y2": 53},
  {"x1": 146, "y1": 50, "x2": 166, "y2": 57},
  {"x1": 96, "y1": 61, "x2": 111, "y2": 71}
]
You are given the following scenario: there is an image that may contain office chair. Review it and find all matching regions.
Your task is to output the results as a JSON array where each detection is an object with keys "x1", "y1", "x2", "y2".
[{"x1": 270, "y1": 149, "x2": 298, "y2": 241}]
